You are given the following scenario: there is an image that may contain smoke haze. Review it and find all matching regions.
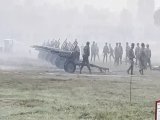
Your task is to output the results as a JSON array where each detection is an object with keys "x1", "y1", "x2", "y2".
[{"x1": 0, "y1": 0, "x2": 160, "y2": 63}]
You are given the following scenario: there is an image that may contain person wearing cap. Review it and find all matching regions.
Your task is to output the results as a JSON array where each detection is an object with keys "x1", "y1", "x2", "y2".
[
  {"x1": 127, "y1": 43, "x2": 135, "y2": 75},
  {"x1": 80, "y1": 42, "x2": 91, "y2": 74}
]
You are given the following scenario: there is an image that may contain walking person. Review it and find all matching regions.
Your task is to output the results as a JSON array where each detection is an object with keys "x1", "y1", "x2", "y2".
[
  {"x1": 127, "y1": 43, "x2": 135, "y2": 75},
  {"x1": 145, "y1": 44, "x2": 152, "y2": 70},
  {"x1": 109, "y1": 44, "x2": 114, "y2": 62},
  {"x1": 80, "y1": 42, "x2": 91, "y2": 74},
  {"x1": 118, "y1": 43, "x2": 123, "y2": 64},
  {"x1": 95, "y1": 43, "x2": 100, "y2": 61},
  {"x1": 125, "y1": 42, "x2": 130, "y2": 64}
]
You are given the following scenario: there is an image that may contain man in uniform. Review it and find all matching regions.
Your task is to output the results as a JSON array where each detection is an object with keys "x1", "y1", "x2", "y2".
[
  {"x1": 80, "y1": 42, "x2": 91, "y2": 74},
  {"x1": 127, "y1": 43, "x2": 135, "y2": 75},
  {"x1": 118, "y1": 42, "x2": 123, "y2": 64},
  {"x1": 73, "y1": 40, "x2": 80, "y2": 62},
  {"x1": 114, "y1": 43, "x2": 119, "y2": 65},
  {"x1": 95, "y1": 43, "x2": 100, "y2": 61},
  {"x1": 139, "y1": 43, "x2": 147, "y2": 75},
  {"x1": 135, "y1": 43, "x2": 140, "y2": 65},
  {"x1": 103, "y1": 43, "x2": 109, "y2": 63},
  {"x1": 145, "y1": 44, "x2": 152, "y2": 70},
  {"x1": 109, "y1": 44, "x2": 114, "y2": 62},
  {"x1": 125, "y1": 42, "x2": 130, "y2": 64},
  {"x1": 91, "y1": 41, "x2": 96, "y2": 62}
]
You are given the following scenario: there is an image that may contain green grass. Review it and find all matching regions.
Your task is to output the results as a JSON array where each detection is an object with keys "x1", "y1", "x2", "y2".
[{"x1": 0, "y1": 70, "x2": 159, "y2": 120}]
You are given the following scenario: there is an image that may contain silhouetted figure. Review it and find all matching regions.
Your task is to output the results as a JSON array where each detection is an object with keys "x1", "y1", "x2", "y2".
[
  {"x1": 125, "y1": 42, "x2": 130, "y2": 64},
  {"x1": 139, "y1": 43, "x2": 147, "y2": 75},
  {"x1": 91, "y1": 41, "x2": 96, "y2": 62},
  {"x1": 109, "y1": 44, "x2": 114, "y2": 62},
  {"x1": 135, "y1": 43, "x2": 140, "y2": 65},
  {"x1": 114, "y1": 43, "x2": 119, "y2": 65},
  {"x1": 127, "y1": 43, "x2": 135, "y2": 75},
  {"x1": 95, "y1": 43, "x2": 100, "y2": 61},
  {"x1": 73, "y1": 40, "x2": 80, "y2": 62},
  {"x1": 80, "y1": 42, "x2": 91, "y2": 74},
  {"x1": 103, "y1": 43, "x2": 109, "y2": 63},
  {"x1": 118, "y1": 42, "x2": 123, "y2": 64},
  {"x1": 145, "y1": 44, "x2": 152, "y2": 70}
]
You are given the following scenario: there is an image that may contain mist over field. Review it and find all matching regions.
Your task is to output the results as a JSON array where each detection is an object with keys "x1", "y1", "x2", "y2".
[
  {"x1": 1, "y1": 1, "x2": 160, "y2": 120},
  {"x1": 0, "y1": 0, "x2": 160, "y2": 63}
]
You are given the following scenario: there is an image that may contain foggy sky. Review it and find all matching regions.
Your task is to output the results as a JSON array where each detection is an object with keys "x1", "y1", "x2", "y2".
[
  {"x1": 19, "y1": 0, "x2": 160, "y2": 11},
  {"x1": 0, "y1": 0, "x2": 160, "y2": 63}
]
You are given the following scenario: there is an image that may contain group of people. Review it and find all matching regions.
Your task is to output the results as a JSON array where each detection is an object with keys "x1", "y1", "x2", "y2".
[
  {"x1": 43, "y1": 39, "x2": 61, "y2": 49},
  {"x1": 90, "y1": 42, "x2": 123, "y2": 64},
  {"x1": 80, "y1": 41, "x2": 152, "y2": 75},
  {"x1": 127, "y1": 42, "x2": 152, "y2": 75},
  {"x1": 42, "y1": 39, "x2": 152, "y2": 75},
  {"x1": 102, "y1": 42, "x2": 123, "y2": 65}
]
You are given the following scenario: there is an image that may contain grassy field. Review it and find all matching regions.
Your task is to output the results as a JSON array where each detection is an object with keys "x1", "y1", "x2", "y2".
[{"x1": 0, "y1": 64, "x2": 159, "y2": 120}]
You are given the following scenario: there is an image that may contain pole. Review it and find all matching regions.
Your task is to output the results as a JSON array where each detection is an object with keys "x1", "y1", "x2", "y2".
[{"x1": 130, "y1": 75, "x2": 132, "y2": 104}]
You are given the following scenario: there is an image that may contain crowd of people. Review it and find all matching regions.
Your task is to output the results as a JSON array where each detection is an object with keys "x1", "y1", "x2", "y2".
[{"x1": 42, "y1": 39, "x2": 152, "y2": 75}]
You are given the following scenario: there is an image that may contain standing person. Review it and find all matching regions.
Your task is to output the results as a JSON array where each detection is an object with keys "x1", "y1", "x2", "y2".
[
  {"x1": 139, "y1": 43, "x2": 147, "y2": 75},
  {"x1": 109, "y1": 44, "x2": 114, "y2": 62},
  {"x1": 125, "y1": 42, "x2": 130, "y2": 64},
  {"x1": 118, "y1": 43, "x2": 123, "y2": 64},
  {"x1": 127, "y1": 43, "x2": 135, "y2": 75},
  {"x1": 114, "y1": 43, "x2": 119, "y2": 65},
  {"x1": 80, "y1": 42, "x2": 91, "y2": 74},
  {"x1": 135, "y1": 43, "x2": 140, "y2": 65},
  {"x1": 81, "y1": 44, "x2": 84, "y2": 57},
  {"x1": 95, "y1": 43, "x2": 100, "y2": 61},
  {"x1": 91, "y1": 41, "x2": 96, "y2": 62},
  {"x1": 103, "y1": 43, "x2": 109, "y2": 63},
  {"x1": 145, "y1": 44, "x2": 152, "y2": 70},
  {"x1": 73, "y1": 41, "x2": 80, "y2": 62}
]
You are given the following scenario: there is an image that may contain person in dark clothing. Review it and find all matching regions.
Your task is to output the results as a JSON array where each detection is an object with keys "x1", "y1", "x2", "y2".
[
  {"x1": 80, "y1": 42, "x2": 91, "y2": 74},
  {"x1": 127, "y1": 43, "x2": 135, "y2": 75}
]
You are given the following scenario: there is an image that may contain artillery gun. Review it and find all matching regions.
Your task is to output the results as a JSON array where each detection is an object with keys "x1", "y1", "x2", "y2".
[{"x1": 33, "y1": 45, "x2": 109, "y2": 73}]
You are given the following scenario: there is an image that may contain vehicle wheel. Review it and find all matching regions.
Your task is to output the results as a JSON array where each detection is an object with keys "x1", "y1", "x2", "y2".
[
  {"x1": 55, "y1": 56, "x2": 66, "y2": 69},
  {"x1": 50, "y1": 54, "x2": 57, "y2": 65},
  {"x1": 64, "y1": 61, "x2": 76, "y2": 73}
]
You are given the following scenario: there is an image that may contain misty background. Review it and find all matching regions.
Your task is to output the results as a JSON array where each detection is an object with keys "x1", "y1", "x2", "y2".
[{"x1": 0, "y1": 0, "x2": 160, "y2": 63}]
